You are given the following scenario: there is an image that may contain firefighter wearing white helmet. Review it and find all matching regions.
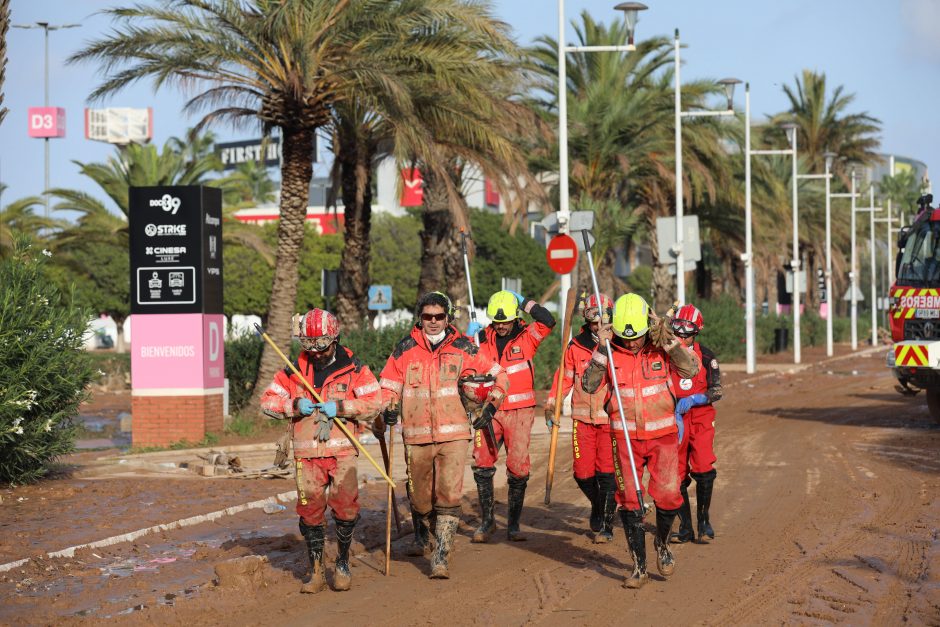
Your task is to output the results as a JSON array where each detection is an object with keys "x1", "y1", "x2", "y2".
[
  {"x1": 469, "y1": 289, "x2": 556, "y2": 542},
  {"x1": 582, "y1": 293, "x2": 700, "y2": 589}
]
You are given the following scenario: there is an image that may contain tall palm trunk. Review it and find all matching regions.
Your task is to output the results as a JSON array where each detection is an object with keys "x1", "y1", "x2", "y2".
[
  {"x1": 335, "y1": 131, "x2": 374, "y2": 330},
  {"x1": 249, "y1": 127, "x2": 314, "y2": 412},
  {"x1": 417, "y1": 169, "x2": 469, "y2": 317}
]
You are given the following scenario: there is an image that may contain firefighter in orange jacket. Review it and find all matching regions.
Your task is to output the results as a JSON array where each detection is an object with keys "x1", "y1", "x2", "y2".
[
  {"x1": 378, "y1": 291, "x2": 508, "y2": 579},
  {"x1": 260, "y1": 309, "x2": 383, "y2": 594},
  {"x1": 545, "y1": 293, "x2": 616, "y2": 543},
  {"x1": 468, "y1": 289, "x2": 555, "y2": 543},
  {"x1": 582, "y1": 294, "x2": 700, "y2": 589}
]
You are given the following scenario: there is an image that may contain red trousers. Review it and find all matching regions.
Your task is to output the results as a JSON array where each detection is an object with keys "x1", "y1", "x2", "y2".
[
  {"x1": 572, "y1": 419, "x2": 614, "y2": 479},
  {"x1": 678, "y1": 406, "x2": 717, "y2": 481},
  {"x1": 611, "y1": 430, "x2": 682, "y2": 511},
  {"x1": 472, "y1": 407, "x2": 535, "y2": 478},
  {"x1": 294, "y1": 455, "x2": 359, "y2": 526}
]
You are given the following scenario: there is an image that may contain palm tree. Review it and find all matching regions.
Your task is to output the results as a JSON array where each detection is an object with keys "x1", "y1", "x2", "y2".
[
  {"x1": 0, "y1": 187, "x2": 56, "y2": 257},
  {"x1": 881, "y1": 169, "x2": 926, "y2": 215},
  {"x1": 0, "y1": 0, "x2": 9, "y2": 127}
]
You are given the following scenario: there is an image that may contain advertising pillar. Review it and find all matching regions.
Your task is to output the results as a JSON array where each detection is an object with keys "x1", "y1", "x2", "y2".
[{"x1": 129, "y1": 186, "x2": 223, "y2": 446}]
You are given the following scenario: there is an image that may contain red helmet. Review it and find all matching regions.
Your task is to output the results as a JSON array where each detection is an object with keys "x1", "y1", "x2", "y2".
[
  {"x1": 581, "y1": 293, "x2": 613, "y2": 323},
  {"x1": 298, "y1": 309, "x2": 340, "y2": 352},
  {"x1": 672, "y1": 304, "x2": 704, "y2": 337}
]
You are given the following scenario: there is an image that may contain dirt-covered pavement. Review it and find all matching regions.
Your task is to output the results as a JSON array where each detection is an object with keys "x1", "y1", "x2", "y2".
[{"x1": 1, "y1": 345, "x2": 939, "y2": 625}]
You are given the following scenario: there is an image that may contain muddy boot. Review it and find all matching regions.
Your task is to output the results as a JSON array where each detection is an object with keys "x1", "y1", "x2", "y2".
[
  {"x1": 407, "y1": 509, "x2": 433, "y2": 557},
  {"x1": 654, "y1": 507, "x2": 678, "y2": 578},
  {"x1": 471, "y1": 467, "x2": 496, "y2": 543},
  {"x1": 298, "y1": 520, "x2": 327, "y2": 594},
  {"x1": 671, "y1": 478, "x2": 695, "y2": 544},
  {"x1": 593, "y1": 473, "x2": 616, "y2": 544},
  {"x1": 692, "y1": 469, "x2": 717, "y2": 542},
  {"x1": 620, "y1": 509, "x2": 648, "y2": 589},
  {"x1": 574, "y1": 475, "x2": 601, "y2": 532},
  {"x1": 506, "y1": 473, "x2": 529, "y2": 542},
  {"x1": 332, "y1": 516, "x2": 356, "y2": 591},
  {"x1": 429, "y1": 510, "x2": 459, "y2": 579}
]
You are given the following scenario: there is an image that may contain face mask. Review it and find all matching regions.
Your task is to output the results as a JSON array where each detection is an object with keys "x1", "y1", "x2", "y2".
[{"x1": 424, "y1": 329, "x2": 446, "y2": 344}]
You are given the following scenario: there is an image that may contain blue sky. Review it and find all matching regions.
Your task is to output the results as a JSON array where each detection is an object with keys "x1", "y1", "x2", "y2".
[{"x1": 2, "y1": 0, "x2": 938, "y2": 213}]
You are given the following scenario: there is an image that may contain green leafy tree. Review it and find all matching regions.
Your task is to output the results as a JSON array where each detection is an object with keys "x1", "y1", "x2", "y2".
[
  {"x1": 371, "y1": 212, "x2": 422, "y2": 311},
  {"x1": 469, "y1": 209, "x2": 554, "y2": 303},
  {"x1": 224, "y1": 242, "x2": 273, "y2": 319},
  {"x1": 881, "y1": 168, "x2": 926, "y2": 215}
]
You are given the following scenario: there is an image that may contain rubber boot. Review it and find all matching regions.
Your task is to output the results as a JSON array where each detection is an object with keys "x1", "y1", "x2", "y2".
[
  {"x1": 471, "y1": 467, "x2": 496, "y2": 543},
  {"x1": 693, "y1": 469, "x2": 717, "y2": 541},
  {"x1": 506, "y1": 473, "x2": 529, "y2": 542},
  {"x1": 654, "y1": 507, "x2": 678, "y2": 577},
  {"x1": 620, "y1": 509, "x2": 648, "y2": 589},
  {"x1": 298, "y1": 520, "x2": 327, "y2": 594},
  {"x1": 429, "y1": 511, "x2": 459, "y2": 579},
  {"x1": 407, "y1": 509, "x2": 433, "y2": 557},
  {"x1": 671, "y1": 477, "x2": 695, "y2": 544},
  {"x1": 332, "y1": 516, "x2": 356, "y2": 591},
  {"x1": 593, "y1": 473, "x2": 616, "y2": 544},
  {"x1": 574, "y1": 475, "x2": 601, "y2": 532}
]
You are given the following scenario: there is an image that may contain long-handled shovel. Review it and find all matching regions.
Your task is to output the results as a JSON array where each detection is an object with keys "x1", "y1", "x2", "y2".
[{"x1": 544, "y1": 287, "x2": 578, "y2": 505}]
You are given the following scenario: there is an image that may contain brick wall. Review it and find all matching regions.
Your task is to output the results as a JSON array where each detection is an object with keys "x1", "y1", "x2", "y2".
[{"x1": 131, "y1": 394, "x2": 224, "y2": 447}]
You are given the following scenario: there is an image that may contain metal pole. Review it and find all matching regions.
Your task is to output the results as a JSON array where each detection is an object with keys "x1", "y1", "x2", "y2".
[
  {"x1": 850, "y1": 169, "x2": 858, "y2": 350},
  {"x1": 744, "y1": 85, "x2": 755, "y2": 374},
  {"x1": 557, "y1": 0, "x2": 571, "y2": 333},
  {"x1": 674, "y1": 29, "x2": 685, "y2": 304},
  {"x1": 870, "y1": 184, "x2": 877, "y2": 347},
  {"x1": 887, "y1": 155, "x2": 895, "y2": 286},
  {"x1": 43, "y1": 25, "x2": 50, "y2": 218},
  {"x1": 791, "y1": 129, "x2": 800, "y2": 364},
  {"x1": 824, "y1": 157, "x2": 833, "y2": 356}
]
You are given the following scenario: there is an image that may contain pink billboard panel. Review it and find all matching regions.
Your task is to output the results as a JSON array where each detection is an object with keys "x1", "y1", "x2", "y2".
[
  {"x1": 27, "y1": 107, "x2": 66, "y2": 138},
  {"x1": 132, "y1": 313, "x2": 224, "y2": 390},
  {"x1": 203, "y1": 314, "x2": 225, "y2": 389}
]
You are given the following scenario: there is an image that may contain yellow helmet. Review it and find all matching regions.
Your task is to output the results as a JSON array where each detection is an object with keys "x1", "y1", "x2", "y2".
[
  {"x1": 487, "y1": 290, "x2": 520, "y2": 322},
  {"x1": 612, "y1": 293, "x2": 650, "y2": 338}
]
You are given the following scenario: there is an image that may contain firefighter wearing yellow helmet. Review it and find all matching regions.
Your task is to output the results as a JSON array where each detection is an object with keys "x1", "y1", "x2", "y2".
[
  {"x1": 469, "y1": 289, "x2": 556, "y2": 543},
  {"x1": 581, "y1": 293, "x2": 700, "y2": 589}
]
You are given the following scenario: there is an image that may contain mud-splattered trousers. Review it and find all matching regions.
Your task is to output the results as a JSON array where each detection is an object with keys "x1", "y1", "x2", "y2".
[{"x1": 672, "y1": 342, "x2": 722, "y2": 479}]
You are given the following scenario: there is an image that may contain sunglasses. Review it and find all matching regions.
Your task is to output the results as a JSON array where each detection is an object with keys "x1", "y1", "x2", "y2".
[
  {"x1": 421, "y1": 312, "x2": 448, "y2": 322},
  {"x1": 300, "y1": 335, "x2": 336, "y2": 352},
  {"x1": 671, "y1": 319, "x2": 699, "y2": 338}
]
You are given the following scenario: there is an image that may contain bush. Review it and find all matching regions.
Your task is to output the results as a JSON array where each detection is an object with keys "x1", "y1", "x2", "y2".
[
  {"x1": 0, "y1": 238, "x2": 95, "y2": 485},
  {"x1": 225, "y1": 332, "x2": 264, "y2": 413}
]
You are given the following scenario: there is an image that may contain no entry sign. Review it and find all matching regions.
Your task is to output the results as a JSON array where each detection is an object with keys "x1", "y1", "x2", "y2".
[{"x1": 546, "y1": 234, "x2": 578, "y2": 274}]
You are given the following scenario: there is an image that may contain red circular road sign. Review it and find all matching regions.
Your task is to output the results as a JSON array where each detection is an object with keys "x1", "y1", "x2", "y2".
[{"x1": 546, "y1": 234, "x2": 578, "y2": 274}]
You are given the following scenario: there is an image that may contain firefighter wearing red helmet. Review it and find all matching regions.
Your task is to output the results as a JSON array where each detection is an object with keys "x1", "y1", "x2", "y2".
[
  {"x1": 669, "y1": 304, "x2": 722, "y2": 544},
  {"x1": 260, "y1": 309, "x2": 383, "y2": 594},
  {"x1": 545, "y1": 293, "x2": 617, "y2": 542}
]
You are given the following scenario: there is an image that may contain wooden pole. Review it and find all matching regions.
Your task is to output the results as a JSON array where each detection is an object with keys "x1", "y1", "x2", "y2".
[{"x1": 544, "y1": 288, "x2": 578, "y2": 504}]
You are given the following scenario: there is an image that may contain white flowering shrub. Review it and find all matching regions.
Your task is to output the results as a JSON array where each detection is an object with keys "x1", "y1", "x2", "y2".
[{"x1": 0, "y1": 237, "x2": 94, "y2": 484}]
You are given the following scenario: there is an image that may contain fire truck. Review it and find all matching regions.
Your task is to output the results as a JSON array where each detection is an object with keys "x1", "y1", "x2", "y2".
[{"x1": 888, "y1": 194, "x2": 940, "y2": 422}]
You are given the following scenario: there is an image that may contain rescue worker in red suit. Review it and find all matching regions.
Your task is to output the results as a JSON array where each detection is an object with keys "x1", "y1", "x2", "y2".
[
  {"x1": 468, "y1": 289, "x2": 555, "y2": 542},
  {"x1": 378, "y1": 292, "x2": 508, "y2": 579},
  {"x1": 260, "y1": 309, "x2": 382, "y2": 594},
  {"x1": 669, "y1": 304, "x2": 722, "y2": 544},
  {"x1": 582, "y1": 294, "x2": 700, "y2": 589},
  {"x1": 544, "y1": 293, "x2": 617, "y2": 543}
]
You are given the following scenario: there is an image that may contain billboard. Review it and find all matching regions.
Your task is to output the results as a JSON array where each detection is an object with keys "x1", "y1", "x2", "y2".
[
  {"x1": 28, "y1": 107, "x2": 66, "y2": 138},
  {"x1": 215, "y1": 136, "x2": 310, "y2": 170}
]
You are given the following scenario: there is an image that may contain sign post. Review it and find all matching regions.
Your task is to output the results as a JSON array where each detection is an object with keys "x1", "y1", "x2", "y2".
[{"x1": 129, "y1": 186, "x2": 224, "y2": 446}]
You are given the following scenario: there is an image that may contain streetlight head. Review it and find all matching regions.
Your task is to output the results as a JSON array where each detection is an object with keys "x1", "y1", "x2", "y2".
[
  {"x1": 614, "y1": 2, "x2": 648, "y2": 50},
  {"x1": 779, "y1": 122, "x2": 798, "y2": 143},
  {"x1": 716, "y1": 78, "x2": 741, "y2": 111},
  {"x1": 823, "y1": 151, "x2": 837, "y2": 170}
]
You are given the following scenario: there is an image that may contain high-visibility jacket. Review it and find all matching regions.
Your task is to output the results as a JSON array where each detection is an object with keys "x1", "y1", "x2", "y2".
[
  {"x1": 583, "y1": 340, "x2": 700, "y2": 441},
  {"x1": 476, "y1": 299, "x2": 555, "y2": 411},
  {"x1": 380, "y1": 325, "x2": 508, "y2": 446},
  {"x1": 671, "y1": 341, "x2": 721, "y2": 421},
  {"x1": 260, "y1": 346, "x2": 383, "y2": 458},
  {"x1": 547, "y1": 325, "x2": 609, "y2": 425}
]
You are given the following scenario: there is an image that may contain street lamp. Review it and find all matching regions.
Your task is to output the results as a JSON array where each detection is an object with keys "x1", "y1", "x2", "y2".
[
  {"x1": 823, "y1": 150, "x2": 837, "y2": 356},
  {"x1": 673, "y1": 28, "x2": 738, "y2": 305},
  {"x1": 557, "y1": 1, "x2": 647, "y2": 331},
  {"x1": 780, "y1": 121, "x2": 801, "y2": 363},
  {"x1": 12, "y1": 21, "x2": 80, "y2": 217}
]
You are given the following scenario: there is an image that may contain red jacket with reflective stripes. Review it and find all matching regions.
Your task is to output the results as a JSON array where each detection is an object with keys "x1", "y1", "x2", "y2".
[
  {"x1": 380, "y1": 325, "x2": 508, "y2": 445},
  {"x1": 547, "y1": 325, "x2": 609, "y2": 425},
  {"x1": 671, "y1": 341, "x2": 721, "y2": 422},
  {"x1": 260, "y1": 346, "x2": 382, "y2": 458}
]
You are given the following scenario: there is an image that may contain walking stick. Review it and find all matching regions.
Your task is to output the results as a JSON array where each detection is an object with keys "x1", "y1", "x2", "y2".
[
  {"x1": 377, "y1": 423, "x2": 402, "y2": 533},
  {"x1": 254, "y1": 324, "x2": 396, "y2": 489},
  {"x1": 577, "y1": 232, "x2": 647, "y2": 513},
  {"x1": 544, "y1": 287, "x2": 578, "y2": 505}
]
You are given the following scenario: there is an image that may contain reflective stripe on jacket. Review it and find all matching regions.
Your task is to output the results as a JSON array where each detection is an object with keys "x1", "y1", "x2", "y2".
[
  {"x1": 547, "y1": 325, "x2": 609, "y2": 425},
  {"x1": 478, "y1": 316, "x2": 552, "y2": 411}
]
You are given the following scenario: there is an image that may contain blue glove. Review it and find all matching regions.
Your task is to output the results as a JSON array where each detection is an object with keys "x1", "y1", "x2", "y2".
[
  {"x1": 675, "y1": 411, "x2": 685, "y2": 444},
  {"x1": 296, "y1": 398, "x2": 315, "y2": 416},
  {"x1": 466, "y1": 320, "x2": 483, "y2": 338},
  {"x1": 313, "y1": 401, "x2": 338, "y2": 418},
  {"x1": 508, "y1": 291, "x2": 525, "y2": 305},
  {"x1": 676, "y1": 393, "x2": 708, "y2": 416}
]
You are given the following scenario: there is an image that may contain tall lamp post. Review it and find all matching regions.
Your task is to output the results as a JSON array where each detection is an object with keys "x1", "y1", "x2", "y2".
[
  {"x1": 780, "y1": 122, "x2": 801, "y2": 363},
  {"x1": 12, "y1": 21, "x2": 80, "y2": 217},
  {"x1": 557, "y1": 1, "x2": 647, "y2": 330},
  {"x1": 673, "y1": 28, "x2": 738, "y2": 304}
]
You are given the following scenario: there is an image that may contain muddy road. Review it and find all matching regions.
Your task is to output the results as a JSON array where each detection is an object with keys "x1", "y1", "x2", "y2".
[{"x1": 2, "y1": 347, "x2": 939, "y2": 625}]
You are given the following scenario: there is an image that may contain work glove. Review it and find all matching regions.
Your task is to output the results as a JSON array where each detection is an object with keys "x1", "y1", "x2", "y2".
[
  {"x1": 313, "y1": 401, "x2": 338, "y2": 418},
  {"x1": 383, "y1": 407, "x2": 399, "y2": 426},
  {"x1": 675, "y1": 411, "x2": 685, "y2": 444},
  {"x1": 466, "y1": 320, "x2": 483, "y2": 338},
  {"x1": 596, "y1": 323, "x2": 613, "y2": 345},
  {"x1": 371, "y1": 415, "x2": 386, "y2": 438},
  {"x1": 544, "y1": 405, "x2": 556, "y2": 430},
  {"x1": 473, "y1": 403, "x2": 497, "y2": 430},
  {"x1": 508, "y1": 291, "x2": 525, "y2": 305},
  {"x1": 649, "y1": 311, "x2": 676, "y2": 349},
  {"x1": 295, "y1": 398, "x2": 315, "y2": 416},
  {"x1": 315, "y1": 417, "x2": 333, "y2": 442},
  {"x1": 676, "y1": 393, "x2": 708, "y2": 416}
]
